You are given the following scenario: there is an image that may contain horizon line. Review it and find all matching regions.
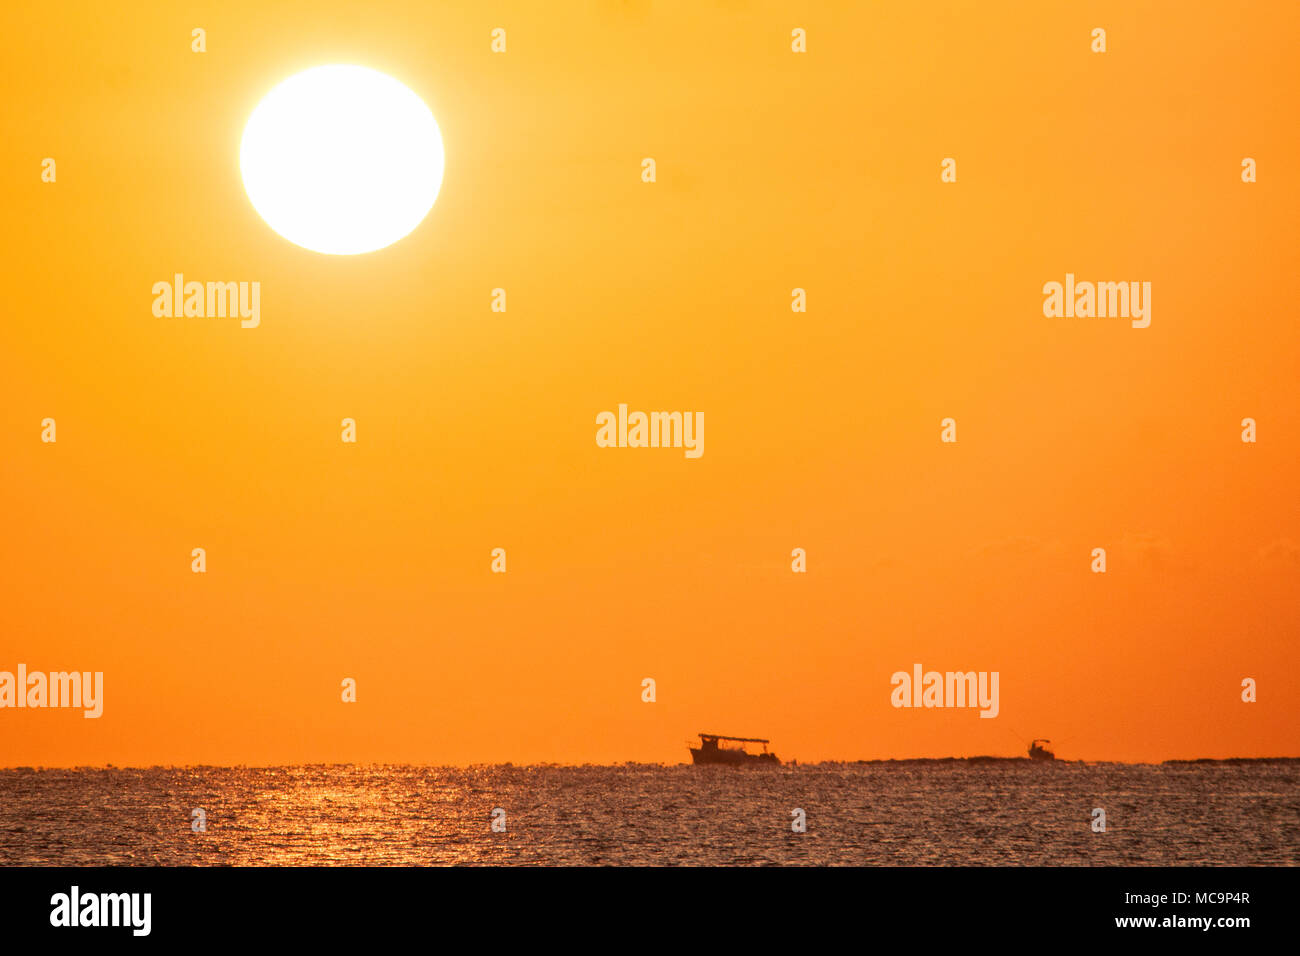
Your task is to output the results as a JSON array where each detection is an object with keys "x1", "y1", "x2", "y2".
[{"x1": 3, "y1": 755, "x2": 1298, "y2": 772}]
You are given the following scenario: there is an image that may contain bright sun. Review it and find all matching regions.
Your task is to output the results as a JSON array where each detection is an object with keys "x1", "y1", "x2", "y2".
[{"x1": 240, "y1": 65, "x2": 444, "y2": 255}]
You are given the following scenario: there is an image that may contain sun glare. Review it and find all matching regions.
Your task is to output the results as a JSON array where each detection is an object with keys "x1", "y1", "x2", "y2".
[{"x1": 239, "y1": 64, "x2": 444, "y2": 255}]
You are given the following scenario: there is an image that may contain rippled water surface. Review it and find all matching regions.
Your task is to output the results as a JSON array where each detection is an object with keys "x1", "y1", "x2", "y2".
[{"x1": 1, "y1": 763, "x2": 1295, "y2": 865}]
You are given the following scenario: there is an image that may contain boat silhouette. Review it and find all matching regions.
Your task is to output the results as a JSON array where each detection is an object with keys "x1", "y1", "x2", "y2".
[
  {"x1": 689, "y1": 732, "x2": 780, "y2": 766},
  {"x1": 1028, "y1": 738, "x2": 1056, "y2": 761}
]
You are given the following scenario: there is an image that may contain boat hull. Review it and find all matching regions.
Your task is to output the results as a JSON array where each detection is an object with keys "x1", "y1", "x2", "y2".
[{"x1": 690, "y1": 747, "x2": 780, "y2": 766}]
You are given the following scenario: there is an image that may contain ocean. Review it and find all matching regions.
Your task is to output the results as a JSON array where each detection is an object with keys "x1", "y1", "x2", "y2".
[{"x1": 1, "y1": 762, "x2": 1295, "y2": 866}]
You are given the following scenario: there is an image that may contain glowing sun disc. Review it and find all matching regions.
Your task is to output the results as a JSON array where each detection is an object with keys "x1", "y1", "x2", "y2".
[{"x1": 240, "y1": 65, "x2": 444, "y2": 255}]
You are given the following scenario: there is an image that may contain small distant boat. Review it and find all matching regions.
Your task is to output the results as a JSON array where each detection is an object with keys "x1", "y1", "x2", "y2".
[
  {"x1": 1028, "y1": 738, "x2": 1056, "y2": 761},
  {"x1": 689, "y1": 733, "x2": 780, "y2": 766}
]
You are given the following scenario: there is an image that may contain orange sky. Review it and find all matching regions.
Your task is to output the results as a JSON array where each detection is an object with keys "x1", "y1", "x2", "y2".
[{"x1": 1, "y1": 1, "x2": 1297, "y2": 766}]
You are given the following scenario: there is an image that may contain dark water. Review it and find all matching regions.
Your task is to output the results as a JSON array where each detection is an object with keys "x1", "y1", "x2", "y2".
[{"x1": 1, "y1": 763, "x2": 1295, "y2": 865}]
